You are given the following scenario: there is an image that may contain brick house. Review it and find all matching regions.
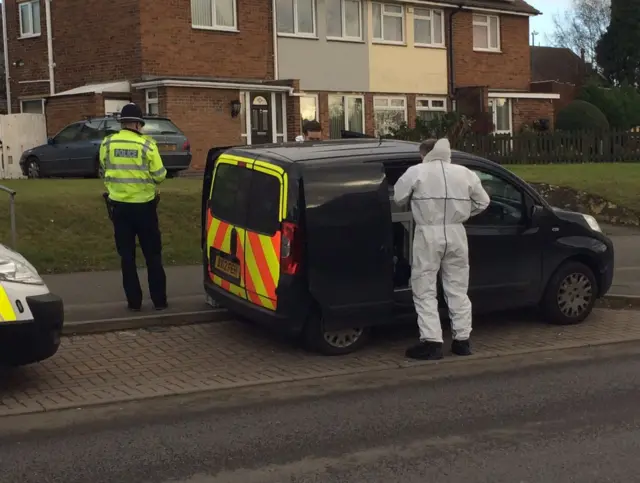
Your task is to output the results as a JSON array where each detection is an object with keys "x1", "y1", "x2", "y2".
[{"x1": 3, "y1": 0, "x2": 558, "y2": 170}]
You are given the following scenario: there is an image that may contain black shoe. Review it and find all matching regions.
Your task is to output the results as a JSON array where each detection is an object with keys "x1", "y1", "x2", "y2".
[
  {"x1": 405, "y1": 341, "x2": 444, "y2": 360},
  {"x1": 451, "y1": 339, "x2": 472, "y2": 356},
  {"x1": 127, "y1": 305, "x2": 141, "y2": 312},
  {"x1": 154, "y1": 304, "x2": 168, "y2": 311}
]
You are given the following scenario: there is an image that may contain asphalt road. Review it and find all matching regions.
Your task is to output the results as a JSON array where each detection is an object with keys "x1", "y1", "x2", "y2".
[{"x1": 2, "y1": 343, "x2": 640, "y2": 483}]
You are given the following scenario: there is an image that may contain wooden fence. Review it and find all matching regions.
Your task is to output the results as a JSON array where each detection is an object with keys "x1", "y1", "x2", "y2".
[{"x1": 452, "y1": 131, "x2": 640, "y2": 164}]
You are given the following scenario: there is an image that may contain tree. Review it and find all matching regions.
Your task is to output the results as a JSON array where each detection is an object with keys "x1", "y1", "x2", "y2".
[
  {"x1": 595, "y1": 0, "x2": 640, "y2": 87},
  {"x1": 578, "y1": 82, "x2": 640, "y2": 129},
  {"x1": 548, "y1": 0, "x2": 610, "y2": 64}
]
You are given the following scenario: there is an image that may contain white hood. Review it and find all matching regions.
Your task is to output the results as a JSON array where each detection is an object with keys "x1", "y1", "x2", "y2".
[{"x1": 423, "y1": 138, "x2": 452, "y2": 164}]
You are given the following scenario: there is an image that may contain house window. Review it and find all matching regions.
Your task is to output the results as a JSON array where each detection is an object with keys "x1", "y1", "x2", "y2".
[
  {"x1": 326, "y1": 0, "x2": 362, "y2": 40},
  {"x1": 373, "y1": 96, "x2": 406, "y2": 136},
  {"x1": 473, "y1": 14, "x2": 500, "y2": 51},
  {"x1": 328, "y1": 95, "x2": 364, "y2": 139},
  {"x1": 488, "y1": 98, "x2": 511, "y2": 134},
  {"x1": 20, "y1": 99, "x2": 44, "y2": 114},
  {"x1": 299, "y1": 94, "x2": 318, "y2": 126},
  {"x1": 191, "y1": 0, "x2": 237, "y2": 30},
  {"x1": 413, "y1": 8, "x2": 444, "y2": 47},
  {"x1": 372, "y1": 3, "x2": 404, "y2": 43},
  {"x1": 19, "y1": 0, "x2": 41, "y2": 37},
  {"x1": 416, "y1": 97, "x2": 447, "y2": 122},
  {"x1": 145, "y1": 89, "x2": 159, "y2": 115},
  {"x1": 276, "y1": 0, "x2": 316, "y2": 36},
  {"x1": 272, "y1": 92, "x2": 287, "y2": 143}
]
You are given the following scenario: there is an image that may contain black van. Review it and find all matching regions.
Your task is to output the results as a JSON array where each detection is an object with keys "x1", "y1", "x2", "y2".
[{"x1": 201, "y1": 139, "x2": 615, "y2": 355}]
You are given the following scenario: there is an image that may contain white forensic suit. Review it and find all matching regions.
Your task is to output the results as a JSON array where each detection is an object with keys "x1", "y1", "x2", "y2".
[{"x1": 393, "y1": 139, "x2": 490, "y2": 343}]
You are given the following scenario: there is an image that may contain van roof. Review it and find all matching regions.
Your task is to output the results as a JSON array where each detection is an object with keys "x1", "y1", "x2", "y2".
[{"x1": 228, "y1": 138, "x2": 485, "y2": 166}]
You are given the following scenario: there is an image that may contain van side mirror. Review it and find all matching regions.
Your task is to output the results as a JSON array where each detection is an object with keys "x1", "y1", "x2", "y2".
[
  {"x1": 47, "y1": 137, "x2": 54, "y2": 145},
  {"x1": 530, "y1": 205, "x2": 544, "y2": 223}
]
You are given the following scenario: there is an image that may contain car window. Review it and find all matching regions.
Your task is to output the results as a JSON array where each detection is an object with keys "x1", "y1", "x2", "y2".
[
  {"x1": 77, "y1": 120, "x2": 104, "y2": 141},
  {"x1": 141, "y1": 119, "x2": 182, "y2": 135},
  {"x1": 466, "y1": 169, "x2": 524, "y2": 226},
  {"x1": 103, "y1": 119, "x2": 121, "y2": 135},
  {"x1": 210, "y1": 163, "x2": 252, "y2": 227},
  {"x1": 245, "y1": 171, "x2": 281, "y2": 235},
  {"x1": 54, "y1": 123, "x2": 83, "y2": 143}
]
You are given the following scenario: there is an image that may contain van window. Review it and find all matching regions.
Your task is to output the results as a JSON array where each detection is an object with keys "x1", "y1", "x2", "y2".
[
  {"x1": 210, "y1": 164, "x2": 253, "y2": 226},
  {"x1": 246, "y1": 171, "x2": 281, "y2": 235},
  {"x1": 210, "y1": 164, "x2": 281, "y2": 234},
  {"x1": 466, "y1": 169, "x2": 524, "y2": 226}
]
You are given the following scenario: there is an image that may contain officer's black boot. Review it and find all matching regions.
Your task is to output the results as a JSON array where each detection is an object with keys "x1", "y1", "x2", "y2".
[
  {"x1": 451, "y1": 339, "x2": 472, "y2": 356},
  {"x1": 405, "y1": 341, "x2": 444, "y2": 360}
]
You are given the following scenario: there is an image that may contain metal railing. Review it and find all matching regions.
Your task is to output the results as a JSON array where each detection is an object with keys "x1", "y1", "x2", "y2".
[{"x1": 0, "y1": 185, "x2": 17, "y2": 249}]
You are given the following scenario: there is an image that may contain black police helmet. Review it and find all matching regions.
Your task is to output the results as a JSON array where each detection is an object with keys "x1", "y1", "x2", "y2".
[{"x1": 119, "y1": 103, "x2": 145, "y2": 126}]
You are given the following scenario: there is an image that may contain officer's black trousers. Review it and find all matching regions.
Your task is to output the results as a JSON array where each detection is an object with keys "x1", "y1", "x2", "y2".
[{"x1": 111, "y1": 199, "x2": 167, "y2": 309}]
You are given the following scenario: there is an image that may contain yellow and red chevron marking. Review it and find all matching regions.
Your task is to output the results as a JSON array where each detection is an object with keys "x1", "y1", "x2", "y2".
[
  {"x1": 207, "y1": 212, "x2": 247, "y2": 300},
  {"x1": 243, "y1": 231, "x2": 282, "y2": 311}
]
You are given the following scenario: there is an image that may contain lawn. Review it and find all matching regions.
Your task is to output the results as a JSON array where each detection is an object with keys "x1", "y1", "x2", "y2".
[
  {"x1": 0, "y1": 179, "x2": 202, "y2": 274},
  {"x1": 0, "y1": 163, "x2": 637, "y2": 274},
  {"x1": 509, "y1": 163, "x2": 640, "y2": 213}
]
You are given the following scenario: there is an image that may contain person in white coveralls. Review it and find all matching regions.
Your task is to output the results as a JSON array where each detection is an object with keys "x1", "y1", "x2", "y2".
[{"x1": 393, "y1": 138, "x2": 490, "y2": 360}]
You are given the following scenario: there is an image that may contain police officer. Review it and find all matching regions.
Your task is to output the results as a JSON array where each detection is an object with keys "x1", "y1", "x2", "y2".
[{"x1": 99, "y1": 103, "x2": 168, "y2": 312}]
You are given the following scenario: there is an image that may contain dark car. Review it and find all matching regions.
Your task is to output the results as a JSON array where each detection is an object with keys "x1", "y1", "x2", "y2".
[
  {"x1": 201, "y1": 139, "x2": 615, "y2": 355},
  {"x1": 19, "y1": 115, "x2": 192, "y2": 178}
]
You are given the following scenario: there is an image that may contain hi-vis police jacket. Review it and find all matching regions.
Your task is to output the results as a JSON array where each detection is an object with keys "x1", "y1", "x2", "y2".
[{"x1": 99, "y1": 128, "x2": 167, "y2": 203}]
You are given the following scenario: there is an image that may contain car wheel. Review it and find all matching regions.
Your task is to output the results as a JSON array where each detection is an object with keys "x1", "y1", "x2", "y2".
[
  {"x1": 94, "y1": 158, "x2": 104, "y2": 179},
  {"x1": 26, "y1": 157, "x2": 41, "y2": 179},
  {"x1": 303, "y1": 312, "x2": 371, "y2": 355},
  {"x1": 541, "y1": 261, "x2": 597, "y2": 325}
]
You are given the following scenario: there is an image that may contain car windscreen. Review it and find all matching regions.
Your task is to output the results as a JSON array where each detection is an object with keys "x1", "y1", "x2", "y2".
[
  {"x1": 141, "y1": 119, "x2": 182, "y2": 135},
  {"x1": 210, "y1": 164, "x2": 281, "y2": 235}
]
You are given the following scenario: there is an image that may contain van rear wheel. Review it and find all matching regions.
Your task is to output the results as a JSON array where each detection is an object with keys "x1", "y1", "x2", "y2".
[
  {"x1": 303, "y1": 313, "x2": 371, "y2": 355},
  {"x1": 541, "y1": 261, "x2": 597, "y2": 325}
]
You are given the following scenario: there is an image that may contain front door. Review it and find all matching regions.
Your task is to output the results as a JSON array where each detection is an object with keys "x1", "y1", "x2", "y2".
[
  {"x1": 250, "y1": 94, "x2": 272, "y2": 145},
  {"x1": 463, "y1": 166, "x2": 542, "y2": 312}
]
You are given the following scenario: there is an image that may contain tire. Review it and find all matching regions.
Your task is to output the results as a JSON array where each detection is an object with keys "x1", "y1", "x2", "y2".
[
  {"x1": 541, "y1": 261, "x2": 598, "y2": 325},
  {"x1": 303, "y1": 312, "x2": 371, "y2": 355},
  {"x1": 94, "y1": 157, "x2": 104, "y2": 179},
  {"x1": 26, "y1": 157, "x2": 41, "y2": 179}
]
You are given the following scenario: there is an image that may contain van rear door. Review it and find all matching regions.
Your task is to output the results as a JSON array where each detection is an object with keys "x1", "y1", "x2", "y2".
[{"x1": 205, "y1": 152, "x2": 287, "y2": 311}]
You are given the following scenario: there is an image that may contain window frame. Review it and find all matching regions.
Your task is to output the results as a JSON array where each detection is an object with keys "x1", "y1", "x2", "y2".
[
  {"x1": 472, "y1": 14, "x2": 500, "y2": 52},
  {"x1": 145, "y1": 89, "x2": 159, "y2": 116},
  {"x1": 373, "y1": 96, "x2": 407, "y2": 136},
  {"x1": 416, "y1": 96, "x2": 447, "y2": 121},
  {"x1": 372, "y1": 2, "x2": 405, "y2": 44},
  {"x1": 190, "y1": 0, "x2": 238, "y2": 32},
  {"x1": 276, "y1": 0, "x2": 318, "y2": 38},
  {"x1": 19, "y1": 98, "x2": 44, "y2": 114},
  {"x1": 299, "y1": 93, "x2": 319, "y2": 130},
  {"x1": 328, "y1": 94, "x2": 365, "y2": 138},
  {"x1": 326, "y1": 0, "x2": 363, "y2": 41},
  {"x1": 488, "y1": 97, "x2": 512, "y2": 134},
  {"x1": 18, "y1": 0, "x2": 41, "y2": 38},
  {"x1": 413, "y1": 7, "x2": 445, "y2": 48},
  {"x1": 465, "y1": 167, "x2": 525, "y2": 227}
]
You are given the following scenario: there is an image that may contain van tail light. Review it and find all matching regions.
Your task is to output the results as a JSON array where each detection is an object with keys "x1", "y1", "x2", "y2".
[
  {"x1": 281, "y1": 221, "x2": 301, "y2": 275},
  {"x1": 182, "y1": 140, "x2": 191, "y2": 151}
]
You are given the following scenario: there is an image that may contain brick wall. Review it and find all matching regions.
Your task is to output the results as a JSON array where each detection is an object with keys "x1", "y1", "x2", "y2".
[
  {"x1": 451, "y1": 11, "x2": 531, "y2": 91},
  {"x1": 512, "y1": 98, "x2": 555, "y2": 133},
  {"x1": 162, "y1": 87, "x2": 243, "y2": 169},
  {"x1": 45, "y1": 94, "x2": 103, "y2": 136},
  {"x1": 139, "y1": 0, "x2": 273, "y2": 80},
  {"x1": 5, "y1": 0, "x2": 142, "y2": 111},
  {"x1": 530, "y1": 81, "x2": 577, "y2": 122}
]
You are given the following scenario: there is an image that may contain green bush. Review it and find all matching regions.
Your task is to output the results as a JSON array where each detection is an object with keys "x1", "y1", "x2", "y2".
[
  {"x1": 578, "y1": 83, "x2": 640, "y2": 131},
  {"x1": 387, "y1": 112, "x2": 474, "y2": 142},
  {"x1": 556, "y1": 100, "x2": 610, "y2": 132}
]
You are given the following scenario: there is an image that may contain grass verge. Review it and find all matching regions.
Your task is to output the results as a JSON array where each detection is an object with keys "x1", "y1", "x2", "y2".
[
  {"x1": 0, "y1": 179, "x2": 202, "y2": 274},
  {"x1": 509, "y1": 163, "x2": 640, "y2": 213},
  {"x1": 0, "y1": 163, "x2": 637, "y2": 274}
]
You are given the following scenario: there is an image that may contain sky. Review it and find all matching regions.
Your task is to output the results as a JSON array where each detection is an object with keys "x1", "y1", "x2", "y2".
[{"x1": 526, "y1": 0, "x2": 573, "y2": 46}]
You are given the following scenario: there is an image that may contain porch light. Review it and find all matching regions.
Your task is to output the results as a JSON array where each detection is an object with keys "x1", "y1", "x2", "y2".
[{"x1": 230, "y1": 99, "x2": 242, "y2": 118}]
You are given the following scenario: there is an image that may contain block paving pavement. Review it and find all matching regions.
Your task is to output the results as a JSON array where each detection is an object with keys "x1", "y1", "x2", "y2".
[{"x1": 1, "y1": 308, "x2": 639, "y2": 416}]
